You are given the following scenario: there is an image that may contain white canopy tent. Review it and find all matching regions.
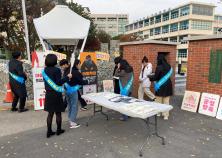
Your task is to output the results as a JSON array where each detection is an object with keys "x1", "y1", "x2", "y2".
[{"x1": 33, "y1": 5, "x2": 90, "y2": 55}]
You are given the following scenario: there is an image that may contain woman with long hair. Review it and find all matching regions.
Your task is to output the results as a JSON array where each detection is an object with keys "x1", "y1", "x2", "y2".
[
  {"x1": 115, "y1": 59, "x2": 134, "y2": 121},
  {"x1": 149, "y1": 53, "x2": 173, "y2": 120}
]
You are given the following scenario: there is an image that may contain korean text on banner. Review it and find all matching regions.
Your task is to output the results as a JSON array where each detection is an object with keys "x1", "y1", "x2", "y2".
[
  {"x1": 198, "y1": 93, "x2": 220, "y2": 117},
  {"x1": 32, "y1": 51, "x2": 66, "y2": 110},
  {"x1": 181, "y1": 91, "x2": 201, "y2": 113}
]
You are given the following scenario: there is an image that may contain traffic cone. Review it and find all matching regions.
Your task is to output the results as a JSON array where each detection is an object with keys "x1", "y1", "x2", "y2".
[{"x1": 3, "y1": 83, "x2": 14, "y2": 103}]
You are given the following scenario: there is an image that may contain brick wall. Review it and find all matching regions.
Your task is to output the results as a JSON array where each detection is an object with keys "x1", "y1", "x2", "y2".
[
  {"x1": 187, "y1": 39, "x2": 222, "y2": 96},
  {"x1": 122, "y1": 43, "x2": 176, "y2": 97}
]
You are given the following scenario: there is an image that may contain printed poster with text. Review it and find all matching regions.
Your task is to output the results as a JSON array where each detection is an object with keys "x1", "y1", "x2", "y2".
[
  {"x1": 103, "y1": 80, "x2": 114, "y2": 93},
  {"x1": 216, "y1": 98, "x2": 222, "y2": 120},
  {"x1": 83, "y1": 84, "x2": 97, "y2": 104},
  {"x1": 198, "y1": 93, "x2": 220, "y2": 117},
  {"x1": 80, "y1": 52, "x2": 97, "y2": 85},
  {"x1": 181, "y1": 91, "x2": 201, "y2": 113}
]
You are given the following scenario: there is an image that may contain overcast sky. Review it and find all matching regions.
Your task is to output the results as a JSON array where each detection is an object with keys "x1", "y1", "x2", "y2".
[{"x1": 69, "y1": 0, "x2": 222, "y2": 22}]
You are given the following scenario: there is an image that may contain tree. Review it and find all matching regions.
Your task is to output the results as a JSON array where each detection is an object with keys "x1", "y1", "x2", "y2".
[
  {"x1": 0, "y1": 0, "x2": 100, "y2": 60},
  {"x1": 97, "y1": 30, "x2": 111, "y2": 43},
  {"x1": 0, "y1": 0, "x2": 55, "y2": 58},
  {"x1": 67, "y1": 2, "x2": 100, "y2": 51},
  {"x1": 119, "y1": 33, "x2": 139, "y2": 42}
]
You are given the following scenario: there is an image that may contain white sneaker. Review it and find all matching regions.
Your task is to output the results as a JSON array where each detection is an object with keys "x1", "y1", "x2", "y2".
[{"x1": 70, "y1": 122, "x2": 80, "y2": 128}]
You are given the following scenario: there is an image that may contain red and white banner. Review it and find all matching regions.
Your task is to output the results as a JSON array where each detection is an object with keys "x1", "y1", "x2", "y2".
[
  {"x1": 198, "y1": 93, "x2": 220, "y2": 117},
  {"x1": 32, "y1": 51, "x2": 66, "y2": 110},
  {"x1": 181, "y1": 91, "x2": 201, "y2": 113}
]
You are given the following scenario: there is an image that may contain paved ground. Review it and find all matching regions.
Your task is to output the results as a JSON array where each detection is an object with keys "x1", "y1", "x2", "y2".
[{"x1": 0, "y1": 94, "x2": 222, "y2": 158}]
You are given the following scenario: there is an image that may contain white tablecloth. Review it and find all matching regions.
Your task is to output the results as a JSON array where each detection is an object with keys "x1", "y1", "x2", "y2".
[{"x1": 82, "y1": 92, "x2": 173, "y2": 119}]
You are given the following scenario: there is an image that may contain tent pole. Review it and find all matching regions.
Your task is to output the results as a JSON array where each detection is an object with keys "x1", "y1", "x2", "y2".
[
  {"x1": 39, "y1": 37, "x2": 47, "y2": 51},
  {"x1": 69, "y1": 40, "x2": 79, "y2": 74},
  {"x1": 80, "y1": 36, "x2": 88, "y2": 54}
]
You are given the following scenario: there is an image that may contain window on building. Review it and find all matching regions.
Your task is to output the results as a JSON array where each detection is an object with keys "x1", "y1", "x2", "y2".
[
  {"x1": 162, "y1": 25, "x2": 169, "y2": 33},
  {"x1": 144, "y1": 19, "x2": 149, "y2": 26},
  {"x1": 171, "y1": 10, "x2": 179, "y2": 19},
  {"x1": 163, "y1": 13, "x2": 169, "y2": 21},
  {"x1": 97, "y1": 18, "x2": 106, "y2": 22},
  {"x1": 155, "y1": 15, "x2": 161, "y2": 23},
  {"x1": 170, "y1": 23, "x2": 178, "y2": 32},
  {"x1": 191, "y1": 20, "x2": 212, "y2": 30},
  {"x1": 130, "y1": 24, "x2": 133, "y2": 30},
  {"x1": 150, "y1": 29, "x2": 154, "y2": 36},
  {"x1": 178, "y1": 49, "x2": 187, "y2": 58},
  {"x1": 180, "y1": 6, "x2": 190, "y2": 16},
  {"x1": 162, "y1": 38, "x2": 168, "y2": 41},
  {"x1": 192, "y1": 5, "x2": 213, "y2": 16},
  {"x1": 125, "y1": 26, "x2": 129, "y2": 32},
  {"x1": 180, "y1": 20, "x2": 189, "y2": 30},
  {"x1": 170, "y1": 36, "x2": 178, "y2": 42},
  {"x1": 118, "y1": 18, "x2": 128, "y2": 22},
  {"x1": 179, "y1": 35, "x2": 188, "y2": 44},
  {"x1": 109, "y1": 24, "x2": 115, "y2": 28},
  {"x1": 139, "y1": 21, "x2": 144, "y2": 28},
  {"x1": 155, "y1": 27, "x2": 161, "y2": 35},
  {"x1": 134, "y1": 23, "x2": 138, "y2": 29},
  {"x1": 150, "y1": 17, "x2": 154, "y2": 25},
  {"x1": 215, "y1": 15, "x2": 222, "y2": 21},
  {"x1": 108, "y1": 18, "x2": 117, "y2": 21},
  {"x1": 144, "y1": 34, "x2": 149, "y2": 39}
]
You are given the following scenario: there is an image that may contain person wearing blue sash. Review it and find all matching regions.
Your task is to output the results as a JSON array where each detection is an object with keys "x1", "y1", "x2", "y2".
[
  {"x1": 60, "y1": 59, "x2": 88, "y2": 111},
  {"x1": 60, "y1": 59, "x2": 88, "y2": 129},
  {"x1": 43, "y1": 54, "x2": 72, "y2": 138},
  {"x1": 113, "y1": 56, "x2": 122, "y2": 94},
  {"x1": 115, "y1": 59, "x2": 134, "y2": 121},
  {"x1": 149, "y1": 53, "x2": 173, "y2": 120},
  {"x1": 8, "y1": 51, "x2": 28, "y2": 112}
]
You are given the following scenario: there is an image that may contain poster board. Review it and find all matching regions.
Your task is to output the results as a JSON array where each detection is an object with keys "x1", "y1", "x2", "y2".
[
  {"x1": 80, "y1": 52, "x2": 98, "y2": 104},
  {"x1": 103, "y1": 80, "x2": 114, "y2": 93},
  {"x1": 96, "y1": 52, "x2": 110, "y2": 61},
  {"x1": 83, "y1": 84, "x2": 97, "y2": 104},
  {"x1": 32, "y1": 51, "x2": 66, "y2": 110},
  {"x1": 216, "y1": 98, "x2": 222, "y2": 120},
  {"x1": 181, "y1": 91, "x2": 201, "y2": 113},
  {"x1": 198, "y1": 93, "x2": 220, "y2": 117}
]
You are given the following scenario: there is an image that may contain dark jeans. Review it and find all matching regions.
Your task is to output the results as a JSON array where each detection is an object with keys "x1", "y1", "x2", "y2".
[
  {"x1": 78, "y1": 91, "x2": 87, "y2": 108},
  {"x1": 12, "y1": 94, "x2": 26, "y2": 110}
]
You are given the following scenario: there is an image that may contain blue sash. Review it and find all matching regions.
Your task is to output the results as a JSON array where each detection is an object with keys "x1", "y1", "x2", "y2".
[
  {"x1": 42, "y1": 70, "x2": 81, "y2": 94},
  {"x1": 119, "y1": 75, "x2": 134, "y2": 96},
  {"x1": 42, "y1": 70, "x2": 64, "y2": 93},
  {"x1": 154, "y1": 67, "x2": 173, "y2": 92},
  {"x1": 64, "y1": 83, "x2": 81, "y2": 94},
  {"x1": 9, "y1": 72, "x2": 25, "y2": 84}
]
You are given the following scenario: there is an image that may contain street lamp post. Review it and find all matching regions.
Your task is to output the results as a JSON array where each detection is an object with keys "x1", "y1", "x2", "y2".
[{"x1": 21, "y1": 0, "x2": 31, "y2": 62}]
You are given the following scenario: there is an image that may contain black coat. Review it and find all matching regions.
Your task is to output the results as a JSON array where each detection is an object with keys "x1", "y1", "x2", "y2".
[
  {"x1": 43, "y1": 67, "x2": 69, "y2": 112},
  {"x1": 63, "y1": 66, "x2": 88, "y2": 86},
  {"x1": 8, "y1": 59, "x2": 27, "y2": 98},
  {"x1": 150, "y1": 65, "x2": 173, "y2": 97},
  {"x1": 113, "y1": 65, "x2": 120, "y2": 94}
]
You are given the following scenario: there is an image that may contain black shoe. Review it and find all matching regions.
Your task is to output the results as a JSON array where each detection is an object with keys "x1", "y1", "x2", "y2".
[
  {"x1": 11, "y1": 108, "x2": 18, "y2": 112},
  {"x1": 18, "y1": 108, "x2": 29, "y2": 113},
  {"x1": 47, "y1": 131, "x2": 56, "y2": 138},
  {"x1": 56, "y1": 129, "x2": 65, "y2": 136},
  {"x1": 152, "y1": 98, "x2": 156, "y2": 102}
]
